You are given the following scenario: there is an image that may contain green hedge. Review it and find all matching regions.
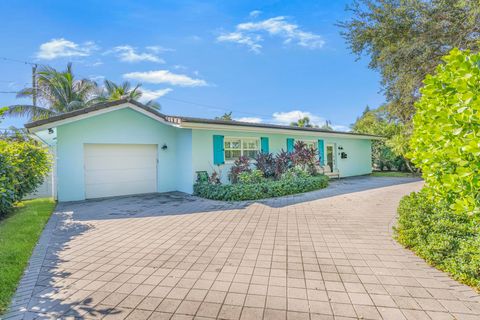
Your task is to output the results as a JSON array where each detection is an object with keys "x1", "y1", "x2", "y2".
[
  {"x1": 194, "y1": 175, "x2": 328, "y2": 201},
  {"x1": 0, "y1": 141, "x2": 51, "y2": 216},
  {"x1": 395, "y1": 190, "x2": 480, "y2": 289}
]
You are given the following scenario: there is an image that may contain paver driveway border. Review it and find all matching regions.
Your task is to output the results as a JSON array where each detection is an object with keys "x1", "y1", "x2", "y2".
[{"x1": 4, "y1": 176, "x2": 480, "y2": 320}]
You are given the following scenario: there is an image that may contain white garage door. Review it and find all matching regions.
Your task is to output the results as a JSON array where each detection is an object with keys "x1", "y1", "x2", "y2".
[{"x1": 84, "y1": 144, "x2": 157, "y2": 199}]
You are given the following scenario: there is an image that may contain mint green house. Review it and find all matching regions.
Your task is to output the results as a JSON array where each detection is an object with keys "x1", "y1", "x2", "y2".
[{"x1": 26, "y1": 99, "x2": 377, "y2": 202}]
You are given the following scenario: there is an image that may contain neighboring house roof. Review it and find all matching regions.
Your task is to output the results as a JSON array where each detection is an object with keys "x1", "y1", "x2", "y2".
[{"x1": 25, "y1": 99, "x2": 381, "y2": 139}]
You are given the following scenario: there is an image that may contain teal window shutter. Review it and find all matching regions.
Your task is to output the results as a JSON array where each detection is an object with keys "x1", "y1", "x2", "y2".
[
  {"x1": 213, "y1": 135, "x2": 225, "y2": 165},
  {"x1": 286, "y1": 138, "x2": 294, "y2": 152},
  {"x1": 318, "y1": 139, "x2": 325, "y2": 165},
  {"x1": 260, "y1": 137, "x2": 269, "y2": 154}
]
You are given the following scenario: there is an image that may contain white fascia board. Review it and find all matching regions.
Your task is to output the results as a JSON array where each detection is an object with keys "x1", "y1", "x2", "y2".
[
  {"x1": 27, "y1": 103, "x2": 178, "y2": 133},
  {"x1": 179, "y1": 121, "x2": 381, "y2": 140}
]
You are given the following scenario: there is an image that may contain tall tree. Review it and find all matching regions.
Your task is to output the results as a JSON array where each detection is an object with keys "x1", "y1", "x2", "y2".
[
  {"x1": 6, "y1": 63, "x2": 98, "y2": 120},
  {"x1": 291, "y1": 116, "x2": 313, "y2": 127},
  {"x1": 98, "y1": 80, "x2": 161, "y2": 109},
  {"x1": 339, "y1": 0, "x2": 480, "y2": 123},
  {"x1": 215, "y1": 112, "x2": 233, "y2": 121}
]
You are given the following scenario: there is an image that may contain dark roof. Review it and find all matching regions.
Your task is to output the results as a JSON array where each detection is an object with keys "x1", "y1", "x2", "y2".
[
  {"x1": 24, "y1": 98, "x2": 167, "y2": 129},
  {"x1": 25, "y1": 99, "x2": 380, "y2": 138}
]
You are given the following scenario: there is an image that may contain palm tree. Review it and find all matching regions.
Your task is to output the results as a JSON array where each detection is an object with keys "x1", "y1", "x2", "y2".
[
  {"x1": 99, "y1": 79, "x2": 161, "y2": 109},
  {"x1": 6, "y1": 63, "x2": 98, "y2": 121},
  {"x1": 290, "y1": 116, "x2": 313, "y2": 128}
]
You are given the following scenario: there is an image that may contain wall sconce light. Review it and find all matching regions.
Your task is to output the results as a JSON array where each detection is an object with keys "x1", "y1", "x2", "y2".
[
  {"x1": 161, "y1": 144, "x2": 168, "y2": 151},
  {"x1": 338, "y1": 146, "x2": 344, "y2": 150},
  {"x1": 48, "y1": 128, "x2": 54, "y2": 134}
]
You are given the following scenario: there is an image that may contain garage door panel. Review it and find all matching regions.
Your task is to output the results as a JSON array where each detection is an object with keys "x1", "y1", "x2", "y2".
[
  {"x1": 85, "y1": 180, "x2": 157, "y2": 199},
  {"x1": 84, "y1": 157, "x2": 156, "y2": 170},
  {"x1": 84, "y1": 144, "x2": 157, "y2": 199},
  {"x1": 85, "y1": 168, "x2": 156, "y2": 184}
]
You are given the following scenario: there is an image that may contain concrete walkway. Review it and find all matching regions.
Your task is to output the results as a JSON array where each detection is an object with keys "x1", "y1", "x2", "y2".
[{"x1": 5, "y1": 177, "x2": 480, "y2": 319}]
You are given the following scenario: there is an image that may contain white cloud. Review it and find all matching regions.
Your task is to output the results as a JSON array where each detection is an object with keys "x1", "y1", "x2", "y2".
[
  {"x1": 123, "y1": 70, "x2": 208, "y2": 87},
  {"x1": 235, "y1": 117, "x2": 263, "y2": 123},
  {"x1": 249, "y1": 10, "x2": 262, "y2": 18},
  {"x1": 217, "y1": 16, "x2": 324, "y2": 52},
  {"x1": 112, "y1": 45, "x2": 165, "y2": 63},
  {"x1": 217, "y1": 32, "x2": 262, "y2": 53},
  {"x1": 145, "y1": 45, "x2": 173, "y2": 53},
  {"x1": 139, "y1": 88, "x2": 172, "y2": 102},
  {"x1": 36, "y1": 38, "x2": 97, "y2": 60},
  {"x1": 88, "y1": 75, "x2": 105, "y2": 83},
  {"x1": 271, "y1": 110, "x2": 326, "y2": 126}
]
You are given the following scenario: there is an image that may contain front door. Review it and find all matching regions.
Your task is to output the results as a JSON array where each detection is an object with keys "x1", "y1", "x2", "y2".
[{"x1": 326, "y1": 145, "x2": 334, "y2": 172}]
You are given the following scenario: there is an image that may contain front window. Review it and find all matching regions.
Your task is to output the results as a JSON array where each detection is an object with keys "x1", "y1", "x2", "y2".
[
  {"x1": 224, "y1": 138, "x2": 259, "y2": 161},
  {"x1": 302, "y1": 140, "x2": 317, "y2": 150}
]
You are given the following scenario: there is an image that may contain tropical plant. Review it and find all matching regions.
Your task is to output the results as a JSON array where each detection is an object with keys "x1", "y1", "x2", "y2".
[
  {"x1": 98, "y1": 80, "x2": 161, "y2": 109},
  {"x1": 274, "y1": 150, "x2": 293, "y2": 178},
  {"x1": 290, "y1": 116, "x2": 313, "y2": 128},
  {"x1": 215, "y1": 112, "x2": 233, "y2": 121},
  {"x1": 228, "y1": 156, "x2": 251, "y2": 183},
  {"x1": 254, "y1": 152, "x2": 275, "y2": 178},
  {"x1": 291, "y1": 141, "x2": 319, "y2": 175},
  {"x1": 6, "y1": 63, "x2": 99, "y2": 120}
]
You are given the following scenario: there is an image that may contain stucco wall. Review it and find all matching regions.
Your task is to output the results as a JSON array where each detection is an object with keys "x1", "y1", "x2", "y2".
[
  {"x1": 56, "y1": 108, "x2": 179, "y2": 201},
  {"x1": 191, "y1": 129, "x2": 372, "y2": 183}
]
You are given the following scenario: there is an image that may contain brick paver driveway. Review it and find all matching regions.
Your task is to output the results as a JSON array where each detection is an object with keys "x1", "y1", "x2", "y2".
[{"x1": 6, "y1": 177, "x2": 480, "y2": 320}]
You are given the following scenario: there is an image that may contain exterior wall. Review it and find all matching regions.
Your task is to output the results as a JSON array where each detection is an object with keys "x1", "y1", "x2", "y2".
[
  {"x1": 175, "y1": 128, "x2": 194, "y2": 193},
  {"x1": 56, "y1": 108, "x2": 179, "y2": 201},
  {"x1": 191, "y1": 129, "x2": 372, "y2": 184}
]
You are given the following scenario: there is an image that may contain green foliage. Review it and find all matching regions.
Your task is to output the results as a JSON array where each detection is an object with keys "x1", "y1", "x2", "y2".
[
  {"x1": 0, "y1": 141, "x2": 51, "y2": 215},
  {"x1": 229, "y1": 156, "x2": 251, "y2": 183},
  {"x1": 395, "y1": 191, "x2": 480, "y2": 289},
  {"x1": 0, "y1": 198, "x2": 56, "y2": 313},
  {"x1": 215, "y1": 112, "x2": 233, "y2": 121},
  {"x1": 254, "y1": 152, "x2": 275, "y2": 178},
  {"x1": 282, "y1": 166, "x2": 310, "y2": 180},
  {"x1": 410, "y1": 48, "x2": 480, "y2": 215},
  {"x1": 194, "y1": 175, "x2": 329, "y2": 201},
  {"x1": 238, "y1": 170, "x2": 264, "y2": 184},
  {"x1": 340, "y1": 0, "x2": 480, "y2": 124},
  {"x1": 291, "y1": 141, "x2": 319, "y2": 175},
  {"x1": 351, "y1": 106, "x2": 408, "y2": 170}
]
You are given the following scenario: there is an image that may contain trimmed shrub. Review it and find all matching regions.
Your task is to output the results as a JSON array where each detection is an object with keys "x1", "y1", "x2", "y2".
[
  {"x1": 238, "y1": 169, "x2": 264, "y2": 184},
  {"x1": 194, "y1": 175, "x2": 329, "y2": 201},
  {"x1": 0, "y1": 140, "x2": 51, "y2": 216},
  {"x1": 395, "y1": 190, "x2": 480, "y2": 289},
  {"x1": 409, "y1": 48, "x2": 480, "y2": 215},
  {"x1": 396, "y1": 49, "x2": 480, "y2": 290}
]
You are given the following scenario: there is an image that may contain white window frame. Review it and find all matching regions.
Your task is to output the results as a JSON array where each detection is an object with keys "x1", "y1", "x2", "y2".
[
  {"x1": 224, "y1": 137, "x2": 260, "y2": 162},
  {"x1": 300, "y1": 140, "x2": 317, "y2": 150}
]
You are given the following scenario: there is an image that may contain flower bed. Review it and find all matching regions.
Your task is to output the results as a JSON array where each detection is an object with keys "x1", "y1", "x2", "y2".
[{"x1": 194, "y1": 175, "x2": 328, "y2": 201}]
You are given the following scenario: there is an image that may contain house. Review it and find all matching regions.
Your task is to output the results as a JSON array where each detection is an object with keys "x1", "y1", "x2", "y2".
[{"x1": 25, "y1": 99, "x2": 378, "y2": 202}]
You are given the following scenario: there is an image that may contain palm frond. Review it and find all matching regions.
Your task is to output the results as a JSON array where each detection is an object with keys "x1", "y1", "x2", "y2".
[{"x1": 6, "y1": 104, "x2": 57, "y2": 120}]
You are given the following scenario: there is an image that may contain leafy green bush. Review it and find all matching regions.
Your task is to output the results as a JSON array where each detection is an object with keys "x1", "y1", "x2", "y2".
[
  {"x1": 229, "y1": 156, "x2": 251, "y2": 183},
  {"x1": 395, "y1": 49, "x2": 480, "y2": 289},
  {"x1": 409, "y1": 48, "x2": 480, "y2": 215},
  {"x1": 238, "y1": 169, "x2": 264, "y2": 184},
  {"x1": 395, "y1": 191, "x2": 480, "y2": 289},
  {"x1": 0, "y1": 141, "x2": 51, "y2": 215},
  {"x1": 194, "y1": 175, "x2": 328, "y2": 201}
]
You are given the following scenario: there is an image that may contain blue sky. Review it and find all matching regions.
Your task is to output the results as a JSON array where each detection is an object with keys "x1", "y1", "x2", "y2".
[{"x1": 0, "y1": 0, "x2": 383, "y2": 131}]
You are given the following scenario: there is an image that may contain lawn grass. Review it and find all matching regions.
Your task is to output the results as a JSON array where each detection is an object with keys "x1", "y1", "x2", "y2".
[
  {"x1": 0, "y1": 198, "x2": 56, "y2": 314},
  {"x1": 371, "y1": 171, "x2": 419, "y2": 178}
]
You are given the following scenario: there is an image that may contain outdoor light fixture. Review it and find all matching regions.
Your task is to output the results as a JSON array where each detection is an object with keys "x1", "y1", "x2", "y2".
[
  {"x1": 161, "y1": 143, "x2": 168, "y2": 151},
  {"x1": 48, "y1": 128, "x2": 54, "y2": 134},
  {"x1": 338, "y1": 146, "x2": 344, "y2": 150}
]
